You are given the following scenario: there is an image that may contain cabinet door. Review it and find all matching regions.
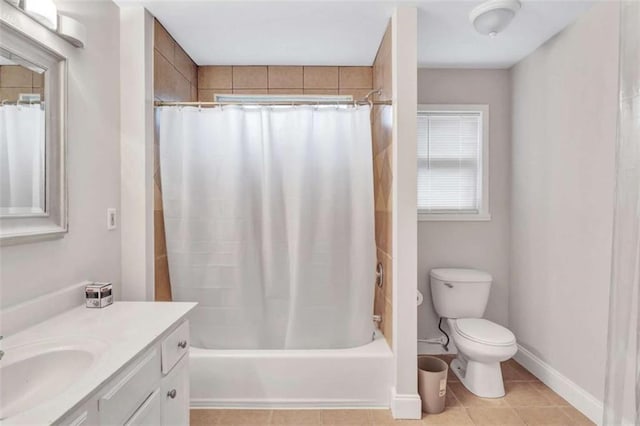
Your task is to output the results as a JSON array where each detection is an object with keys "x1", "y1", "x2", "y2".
[
  {"x1": 125, "y1": 389, "x2": 161, "y2": 426},
  {"x1": 161, "y1": 356, "x2": 189, "y2": 425},
  {"x1": 55, "y1": 400, "x2": 98, "y2": 426}
]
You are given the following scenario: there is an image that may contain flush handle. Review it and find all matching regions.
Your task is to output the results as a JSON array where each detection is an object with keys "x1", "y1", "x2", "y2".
[
  {"x1": 178, "y1": 340, "x2": 188, "y2": 349},
  {"x1": 167, "y1": 389, "x2": 177, "y2": 399},
  {"x1": 444, "y1": 282, "x2": 454, "y2": 288}
]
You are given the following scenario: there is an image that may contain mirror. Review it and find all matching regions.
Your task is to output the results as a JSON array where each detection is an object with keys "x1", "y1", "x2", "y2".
[
  {"x1": 0, "y1": 22, "x2": 66, "y2": 243},
  {"x1": 0, "y1": 53, "x2": 46, "y2": 216}
]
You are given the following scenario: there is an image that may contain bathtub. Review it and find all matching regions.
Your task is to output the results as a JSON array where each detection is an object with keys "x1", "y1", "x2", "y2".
[{"x1": 190, "y1": 331, "x2": 393, "y2": 408}]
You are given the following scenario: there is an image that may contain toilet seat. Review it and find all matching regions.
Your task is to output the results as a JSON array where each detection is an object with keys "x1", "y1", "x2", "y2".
[{"x1": 453, "y1": 318, "x2": 515, "y2": 347}]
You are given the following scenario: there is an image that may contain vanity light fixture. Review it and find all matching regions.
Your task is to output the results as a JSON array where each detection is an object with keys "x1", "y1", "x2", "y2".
[
  {"x1": 23, "y1": 0, "x2": 58, "y2": 31},
  {"x1": 57, "y1": 13, "x2": 87, "y2": 48},
  {"x1": 469, "y1": 0, "x2": 521, "y2": 37}
]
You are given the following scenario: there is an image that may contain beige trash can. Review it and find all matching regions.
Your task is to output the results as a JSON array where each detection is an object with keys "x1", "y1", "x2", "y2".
[{"x1": 417, "y1": 355, "x2": 448, "y2": 414}]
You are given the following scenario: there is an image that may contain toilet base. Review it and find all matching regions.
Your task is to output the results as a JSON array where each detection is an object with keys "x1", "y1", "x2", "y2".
[{"x1": 451, "y1": 356, "x2": 505, "y2": 398}]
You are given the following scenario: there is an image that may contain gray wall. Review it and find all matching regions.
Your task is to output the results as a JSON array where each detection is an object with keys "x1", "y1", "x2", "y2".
[
  {"x1": 510, "y1": 1, "x2": 619, "y2": 400},
  {"x1": 417, "y1": 69, "x2": 512, "y2": 339},
  {"x1": 0, "y1": 1, "x2": 121, "y2": 309}
]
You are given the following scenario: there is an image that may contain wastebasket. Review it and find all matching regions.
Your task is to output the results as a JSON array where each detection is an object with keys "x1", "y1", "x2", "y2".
[{"x1": 417, "y1": 355, "x2": 448, "y2": 414}]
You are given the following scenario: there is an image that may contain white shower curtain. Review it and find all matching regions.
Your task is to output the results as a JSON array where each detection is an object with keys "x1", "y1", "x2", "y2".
[
  {"x1": 603, "y1": 2, "x2": 640, "y2": 424},
  {"x1": 0, "y1": 104, "x2": 45, "y2": 213},
  {"x1": 158, "y1": 105, "x2": 376, "y2": 349}
]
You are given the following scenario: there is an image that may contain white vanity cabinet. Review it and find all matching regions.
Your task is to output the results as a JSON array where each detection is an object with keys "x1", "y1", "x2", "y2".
[{"x1": 56, "y1": 320, "x2": 190, "y2": 426}]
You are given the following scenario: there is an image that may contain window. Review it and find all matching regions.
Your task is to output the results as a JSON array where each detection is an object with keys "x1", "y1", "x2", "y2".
[{"x1": 417, "y1": 105, "x2": 490, "y2": 221}]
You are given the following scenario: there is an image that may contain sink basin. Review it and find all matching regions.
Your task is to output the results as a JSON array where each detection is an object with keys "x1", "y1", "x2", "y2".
[{"x1": 0, "y1": 337, "x2": 107, "y2": 420}]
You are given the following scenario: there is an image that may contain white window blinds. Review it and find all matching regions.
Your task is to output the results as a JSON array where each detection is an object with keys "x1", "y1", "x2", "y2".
[{"x1": 417, "y1": 111, "x2": 483, "y2": 214}]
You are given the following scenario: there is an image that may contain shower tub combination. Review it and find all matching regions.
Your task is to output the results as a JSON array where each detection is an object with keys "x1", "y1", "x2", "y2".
[
  {"x1": 190, "y1": 331, "x2": 392, "y2": 408},
  {"x1": 157, "y1": 102, "x2": 391, "y2": 408}
]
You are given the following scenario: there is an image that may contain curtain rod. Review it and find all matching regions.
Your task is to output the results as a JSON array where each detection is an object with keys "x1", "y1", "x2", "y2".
[
  {"x1": 154, "y1": 99, "x2": 392, "y2": 107},
  {"x1": 154, "y1": 89, "x2": 391, "y2": 108}
]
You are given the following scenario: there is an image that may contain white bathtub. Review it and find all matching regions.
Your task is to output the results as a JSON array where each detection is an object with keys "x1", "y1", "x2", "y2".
[{"x1": 190, "y1": 331, "x2": 393, "y2": 408}]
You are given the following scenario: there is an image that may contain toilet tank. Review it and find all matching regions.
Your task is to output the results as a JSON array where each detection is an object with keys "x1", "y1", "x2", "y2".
[{"x1": 430, "y1": 268, "x2": 493, "y2": 319}]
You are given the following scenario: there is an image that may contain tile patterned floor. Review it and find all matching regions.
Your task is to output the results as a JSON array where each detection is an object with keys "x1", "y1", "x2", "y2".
[{"x1": 190, "y1": 356, "x2": 595, "y2": 425}]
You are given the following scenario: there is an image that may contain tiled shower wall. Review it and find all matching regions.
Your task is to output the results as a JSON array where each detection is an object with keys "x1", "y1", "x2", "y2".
[
  {"x1": 153, "y1": 21, "x2": 394, "y2": 349},
  {"x1": 0, "y1": 65, "x2": 44, "y2": 101},
  {"x1": 372, "y1": 23, "x2": 393, "y2": 348},
  {"x1": 198, "y1": 65, "x2": 373, "y2": 101},
  {"x1": 153, "y1": 20, "x2": 198, "y2": 301}
]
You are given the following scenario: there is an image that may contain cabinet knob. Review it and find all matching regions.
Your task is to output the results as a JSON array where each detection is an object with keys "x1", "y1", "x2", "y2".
[
  {"x1": 178, "y1": 340, "x2": 188, "y2": 349},
  {"x1": 167, "y1": 389, "x2": 177, "y2": 399}
]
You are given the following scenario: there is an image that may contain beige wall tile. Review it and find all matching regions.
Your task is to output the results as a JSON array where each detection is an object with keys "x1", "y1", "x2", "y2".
[
  {"x1": 372, "y1": 105, "x2": 392, "y2": 155},
  {"x1": 303, "y1": 66, "x2": 339, "y2": 89},
  {"x1": 154, "y1": 50, "x2": 177, "y2": 101},
  {"x1": 375, "y1": 210, "x2": 392, "y2": 257},
  {"x1": 198, "y1": 89, "x2": 232, "y2": 102},
  {"x1": 154, "y1": 210, "x2": 166, "y2": 257},
  {"x1": 190, "y1": 84, "x2": 197, "y2": 102},
  {"x1": 339, "y1": 66, "x2": 373, "y2": 89},
  {"x1": 32, "y1": 71, "x2": 44, "y2": 88},
  {"x1": 303, "y1": 88, "x2": 339, "y2": 95},
  {"x1": 176, "y1": 74, "x2": 191, "y2": 101},
  {"x1": 268, "y1": 88, "x2": 303, "y2": 95},
  {"x1": 383, "y1": 299, "x2": 392, "y2": 347},
  {"x1": 154, "y1": 180, "x2": 162, "y2": 211},
  {"x1": 268, "y1": 66, "x2": 303, "y2": 89},
  {"x1": 174, "y1": 46, "x2": 197, "y2": 84},
  {"x1": 338, "y1": 88, "x2": 372, "y2": 101},
  {"x1": 154, "y1": 20, "x2": 175, "y2": 62},
  {"x1": 379, "y1": 251, "x2": 392, "y2": 302},
  {"x1": 198, "y1": 66, "x2": 232, "y2": 89},
  {"x1": 0, "y1": 66, "x2": 33, "y2": 87},
  {"x1": 0, "y1": 87, "x2": 33, "y2": 102},
  {"x1": 373, "y1": 24, "x2": 392, "y2": 100},
  {"x1": 233, "y1": 66, "x2": 268, "y2": 89},
  {"x1": 233, "y1": 89, "x2": 268, "y2": 95},
  {"x1": 155, "y1": 255, "x2": 172, "y2": 301}
]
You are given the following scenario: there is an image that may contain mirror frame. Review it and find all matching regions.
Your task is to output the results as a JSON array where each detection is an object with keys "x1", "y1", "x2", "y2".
[{"x1": 0, "y1": 22, "x2": 67, "y2": 244}]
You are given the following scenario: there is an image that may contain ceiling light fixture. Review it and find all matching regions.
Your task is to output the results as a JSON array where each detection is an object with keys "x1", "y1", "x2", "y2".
[{"x1": 469, "y1": 0, "x2": 521, "y2": 38}]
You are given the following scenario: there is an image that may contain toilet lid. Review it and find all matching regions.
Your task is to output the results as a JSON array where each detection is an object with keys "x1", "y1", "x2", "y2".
[{"x1": 454, "y1": 319, "x2": 516, "y2": 346}]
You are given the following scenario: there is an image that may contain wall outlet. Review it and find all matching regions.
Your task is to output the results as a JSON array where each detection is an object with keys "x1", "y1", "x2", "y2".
[{"x1": 107, "y1": 208, "x2": 117, "y2": 230}]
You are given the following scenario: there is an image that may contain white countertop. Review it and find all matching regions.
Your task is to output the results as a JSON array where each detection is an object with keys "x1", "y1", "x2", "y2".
[{"x1": 1, "y1": 301, "x2": 197, "y2": 425}]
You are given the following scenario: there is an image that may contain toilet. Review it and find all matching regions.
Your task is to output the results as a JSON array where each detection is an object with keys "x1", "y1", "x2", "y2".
[{"x1": 430, "y1": 268, "x2": 517, "y2": 398}]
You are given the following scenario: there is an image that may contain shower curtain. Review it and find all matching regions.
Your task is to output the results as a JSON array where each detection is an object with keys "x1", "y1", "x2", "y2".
[
  {"x1": 603, "y1": 2, "x2": 640, "y2": 425},
  {"x1": 158, "y1": 105, "x2": 376, "y2": 350},
  {"x1": 0, "y1": 104, "x2": 44, "y2": 213}
]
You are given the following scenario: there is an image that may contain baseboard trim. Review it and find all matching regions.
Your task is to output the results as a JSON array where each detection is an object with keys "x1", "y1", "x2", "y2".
[
  {"x1": 514, "y1": 344, "x2": 603, "y2": 425},
  {"x1": 389, "y1": 387, "x2": 422, "y2": 420},
  {"x1": 191, "y1": 399, "x2": 388, "y2": 409}
]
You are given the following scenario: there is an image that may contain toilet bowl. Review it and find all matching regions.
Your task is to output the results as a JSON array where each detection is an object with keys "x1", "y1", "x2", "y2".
[
  {"x1": 430, "y1": 268, "x2": 518, "y2": 398},
  {"x1": 447, "y1": 318, "x2": 517, "y2": 397}
]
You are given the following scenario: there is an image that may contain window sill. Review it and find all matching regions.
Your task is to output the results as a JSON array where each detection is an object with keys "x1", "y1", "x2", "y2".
[{"x1": 418, "y1": 213, "x2": 492, "y2": 222}]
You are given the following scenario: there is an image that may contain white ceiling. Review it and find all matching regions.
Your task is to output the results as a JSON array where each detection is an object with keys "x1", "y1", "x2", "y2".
[{"x1": 115, "y1": 0, "x2": 595, "y2": 68}]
